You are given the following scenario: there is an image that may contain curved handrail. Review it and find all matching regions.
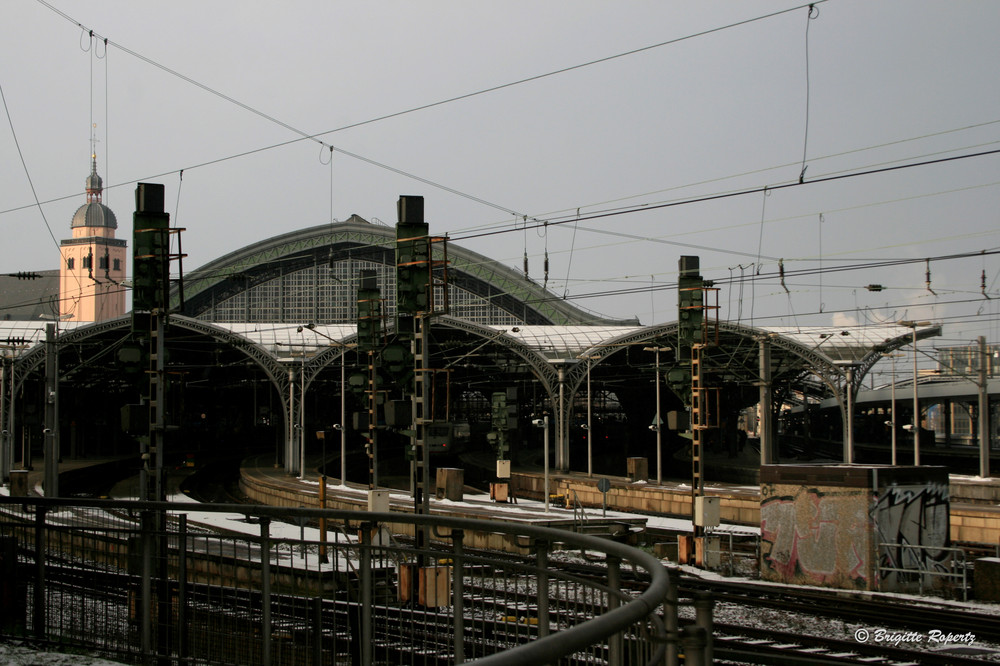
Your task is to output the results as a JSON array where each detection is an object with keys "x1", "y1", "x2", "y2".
[{"x1": 7, "y1": 497, "x2": 671, "y2": 664}]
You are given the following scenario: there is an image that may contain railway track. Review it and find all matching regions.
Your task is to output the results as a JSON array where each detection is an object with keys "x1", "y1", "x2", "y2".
[
  {"x1": 678, "y1": 576, "x2": 1000, "y2": 640},
  {"x1": 48, "y1": 459, "x2": 1000, "y2": 664},
  {"x1": 713, "y1": 623, "x2": 992, "y2": 665}
]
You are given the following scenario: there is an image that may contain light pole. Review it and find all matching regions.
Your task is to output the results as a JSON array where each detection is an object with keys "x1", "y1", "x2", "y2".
[
  {"x1": 39, "y1": 313, "x2": 70, "y2": 497},
  {"x1": 834, "y1": 361, "x2": 860, "y2": 464},
  {"x1": 899, "y1": 320, "x2": 930, "y2": 465},
  {"x1": 577, "y1": 354, "x2": 600, "y2": 478},
  {"x1": 644, "y1": 346, "x2": 671, "y2": 484},
  {"x1": 882, "y1": 352, "x2": 900, "y2": 465},
  {"x1": 553, "y1": 361, "x2": 576, "y2": 473},
  {"x1": 298, "y1": 324, "x2": 353, "y2": 485},
  {"x1": 297, "y1": 348, "x2": 306, "y2": 480},
  {"x1": 533, "y1": 414, "x2": 550, "y2": 513}
]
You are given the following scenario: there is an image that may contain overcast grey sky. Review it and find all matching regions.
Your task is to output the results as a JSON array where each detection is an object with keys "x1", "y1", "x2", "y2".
[{"x1": 3, "y1": 1, "x2": 999, "y2": 349}]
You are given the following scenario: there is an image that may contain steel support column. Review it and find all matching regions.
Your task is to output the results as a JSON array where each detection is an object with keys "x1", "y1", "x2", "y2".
[{"x1": 759, "y1": 337, "x2": 775, "y2": 465}]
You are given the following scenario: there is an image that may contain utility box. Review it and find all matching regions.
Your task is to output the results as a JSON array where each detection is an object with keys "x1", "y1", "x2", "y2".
[
  {"x1": 9, "y1": 470, "x2": 28, "y2": 497},
  {"x1": 626, "y1": 457, "x2": 648, "y2": 482},
  {"x1": 695, "y1": 536, "x2": 720, "y2": 569},
  {"x1": 974, "y1": 558, "x2": 1000, "y2": 601},
  {"x1": 694, "y1": 496, "x2": 720, "y2": 527},
  {"x1": 496, "y1": 459, "x2": 511, "y2": 479},
  {"x1": 435, "y1": 468, "x2": 464, "y2": 501},
  {"x1": 667, "y1": 410, "x2": 689, "y2": 431},
  {"x1": 398, "y1": 563, "x2": 451, "y2": 607},
  {"x1": 490, "y1": 482, "x2": 509, "y2": 502},
  {"x1": 367, "y1": 489, "x2": 390, "y2": 513},
  {"x1": 384, "y1": 400, "x2": 411, "y2": 428},
  {"x1": 760, "y1": 464, "x2": 949, "y2": 593},
  {"x1": 677, "y1": 534, "x2": 693, "y2": 564}
]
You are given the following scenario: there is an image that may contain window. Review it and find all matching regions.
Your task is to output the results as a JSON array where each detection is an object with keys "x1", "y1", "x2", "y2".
[
  {"x1": 99, "y1": 255, "x2": 109, "y2": 270},
  {"x1": 66, "y1": 257, "x2": 75, "y2": 270},
  {"x1": 82, "y1": 255, "x2": 92, "y2": 269},
  {"x1": 113, "y1": 258, "x2": 121, "y2": 271}
]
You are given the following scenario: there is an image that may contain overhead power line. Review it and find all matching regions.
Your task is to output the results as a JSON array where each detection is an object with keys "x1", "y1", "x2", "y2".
[
  {"x1": 526, "y1": 249, "x2": 1000, "y2": 305},
  {"x1": 34, "y1": 0, "x2": 827, "y2": 218},
  {"x1": 448, "y1": 148, "x2": 1000, "y2": 243}
]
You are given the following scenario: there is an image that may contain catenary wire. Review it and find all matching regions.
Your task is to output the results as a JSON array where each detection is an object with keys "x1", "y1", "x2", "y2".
[{"x1": 33, "y1": 0, "x2": 827, "y2": 221}]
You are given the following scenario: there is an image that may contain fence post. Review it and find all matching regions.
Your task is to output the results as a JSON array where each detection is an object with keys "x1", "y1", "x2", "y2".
[
  {"x1": 140, "y1": 510, "x2": 153, "y2": 659},
  {"x1": 665, "y1": 565, "x2": 679, "y2": 666},
  {"x1": 607, "y1": 556, "x2": 624, "y2": 665},
  {"x1": 452, "y1": 529, "x2": 466, "y2": 664},
  {"x1": 694, "y1": 592, "x2": 714, "y2": 664},
  {"x1": 33, "y1": 506, "x2": 46, "y2": 640},
  {"x1": 360, "y1": 522, "x2": 373, "y2": 666},
  {"x1": 680, "y1": 626, "x2": 707, "y2": 666},
  {"x1": 535, "y1": 540, "x2": 549, "y2": 640},
  {"x1": 312, "y1": 596, "x2": 323, "y2": 665},
  {"x1": 177, "y1": 514, "x2": 188, "y2": 663},
  {"x1": 259, "y1": 517, "x2": 272, "y2": 666}
]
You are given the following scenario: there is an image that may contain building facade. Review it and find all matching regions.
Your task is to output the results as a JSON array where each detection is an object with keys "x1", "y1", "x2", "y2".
[{"x1": 59, "y1": 155, "x2": 126, "y2": 322}]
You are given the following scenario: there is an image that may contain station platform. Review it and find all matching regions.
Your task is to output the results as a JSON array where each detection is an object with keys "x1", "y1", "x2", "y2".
[
  {"x1": 238, "y1": 454, "x2": 650, "y2": 553},
  {"x1": 240, "y1": 454, "x2": 1000, "y2": 547}
]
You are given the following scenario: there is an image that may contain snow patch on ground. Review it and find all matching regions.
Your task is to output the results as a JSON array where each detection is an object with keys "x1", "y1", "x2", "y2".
[{"x1": 0, "y1": 642, "x2": 126, "y2": 665}]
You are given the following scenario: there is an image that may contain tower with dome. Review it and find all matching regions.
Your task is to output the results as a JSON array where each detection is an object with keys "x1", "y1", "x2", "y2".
[{"x1": 59, "y1": 154, "x2": 127, "y2": 322}]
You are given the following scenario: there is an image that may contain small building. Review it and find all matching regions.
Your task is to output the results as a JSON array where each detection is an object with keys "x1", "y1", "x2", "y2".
[{"x1": 760, "y1": 464, "x2": 949, "y2": 593}]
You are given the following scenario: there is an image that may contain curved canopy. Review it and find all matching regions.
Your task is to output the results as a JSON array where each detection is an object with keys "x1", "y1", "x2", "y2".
[
  {"x1": 174, "y1": 217, "x2": 637, "y2": 327},
  {"x1": 1, "y1": 317, "x2": 941, "y2": 405}
]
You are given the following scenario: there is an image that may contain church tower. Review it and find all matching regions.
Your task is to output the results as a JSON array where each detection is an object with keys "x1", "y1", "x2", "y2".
[{"x1": 59, "y1": 154, "x2": 126, "y2": 321}]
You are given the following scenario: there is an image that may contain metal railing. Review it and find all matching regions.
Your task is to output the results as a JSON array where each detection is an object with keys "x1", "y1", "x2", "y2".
[
  {"x1": 877, "y1": 542, "x2": 969, "y2": 601},
  {"x1": 0, "y1": 496, "x2": 673, "y2": 665}
]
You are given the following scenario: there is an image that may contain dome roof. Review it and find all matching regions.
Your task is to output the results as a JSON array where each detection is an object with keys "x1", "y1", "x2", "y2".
[
  {"x1": 86, "y1": 169, "x2": 103, "y2": 193},
  {"x1": 71, "y1": 202, "x2": 118, "y2": 229},
  {"x1": 72, "y1": 153, "x2": 117, "y2": 229}
]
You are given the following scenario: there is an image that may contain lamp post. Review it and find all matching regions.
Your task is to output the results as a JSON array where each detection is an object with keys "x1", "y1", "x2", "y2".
[
  {"x1": 834, "y1": 361, "x2": 861, "y2": 464},
  {"x1": 39, "y1": 313, "x2": 70, "y2": 497},
  {"x1": 577, "y1": 354, "x2": 600, "y2": 478},
  {"x1": 533, "y1": 414, "x2": 550, "y2": 512},
  {"x1": 299, "y1": 324, "x2": 353, "y2": 485},
  {"x1": 882, "y1": 352, "x2": 900, "y2": 466},
  {"x1": 643, "y1": 346, "x2": 671, "y2": 484},
  {"x1": 899, "y1": 320, "x2": 931, "y2": 465},
  {"x1": 299, "y1": 346, "x2": 306, "y2": 480}
]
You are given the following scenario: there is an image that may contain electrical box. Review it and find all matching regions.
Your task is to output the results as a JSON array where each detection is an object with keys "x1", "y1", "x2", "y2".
[
  {"x1": 385, "y1": 399, "x2": 411, "y2": 428},
  {"x1": 667, "y1": 410, "x2": 690, "y2": 431},
  {"x1": 695, "y1": 536, "x2": 721, "y2": 569},
  {"x1": 368, "y1": 489, "x2": 390, "y2": 513},
  {"x1": 694, "y1": 495, "x2": 720, "y2": 527},
  {"x1": 496, "y1": 460, "x2": 511, "y2": 479}
]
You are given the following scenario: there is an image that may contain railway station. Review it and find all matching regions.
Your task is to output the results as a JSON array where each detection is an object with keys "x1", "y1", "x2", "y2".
[{"x1": 1, "y1": 188, "x2": 999, "y2": 664}]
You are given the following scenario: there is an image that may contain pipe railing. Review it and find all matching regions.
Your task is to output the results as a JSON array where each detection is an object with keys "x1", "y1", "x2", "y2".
[{"x1": 0, "y1": 496, "x2": 672, "y2": 665}]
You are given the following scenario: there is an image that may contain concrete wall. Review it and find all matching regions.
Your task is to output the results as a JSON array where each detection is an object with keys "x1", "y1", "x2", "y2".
[
  {"x1": 873, "y1": 480, "x2": 950, "y2": 591},
  {"x1": 759, "y1": 465, "x2": 951, "y2": 593},
  {"x1": 239, "y1": 473, "x2": 537, "y2": 555},
  {"x1": 511, "y1": 473, "x2": 760, "y2": 526},
  {"x1": 760, "y1": 483, "x2": 876, "y2": 590}
]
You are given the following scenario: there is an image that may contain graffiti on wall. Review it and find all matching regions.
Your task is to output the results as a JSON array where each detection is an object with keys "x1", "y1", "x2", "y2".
[
  {"x1": 760, "y1": 485, "x2": 873, "y2": 589},
  {"x1": 875, "y1": 482, "x2": 950, "y2": 588},
  {"x1": 761, "y1": 480, "x2": 951, "y2": 592}
]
